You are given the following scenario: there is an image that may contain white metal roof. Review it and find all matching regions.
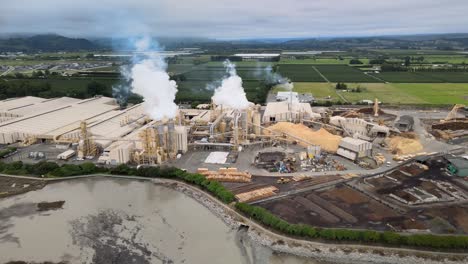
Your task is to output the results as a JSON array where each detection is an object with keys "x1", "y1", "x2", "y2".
[
  {"x1": 233, "y1": 53, "x2": 280, "y2": 57},
  {"x1": 5, "y1": 97, "x2": 80, "y2": 117},
  {"x1": 0, "y1": 96, "x2": 45, "y2": 112},
  {"x1": 263, "y1": 101, "x2": 314, "y2": 117},
  {"x1": 0, "y1": 96, "x2": 118, "y2": 138}
]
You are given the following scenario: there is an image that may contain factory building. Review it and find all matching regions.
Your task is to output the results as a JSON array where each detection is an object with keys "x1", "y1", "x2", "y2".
[
  {"x1": 263, "y1": 101, "x2": 321, "y2": 124},
  {"x1": 330, "y1": 117, "x2": 389, "y2": 141},
  {"x1": 395, "y1": 115, "x2": 414, "y2": 132},
  {"x1": 0, "y1": 96, "x2": 190, "y2": 166},
  {"x1": 233, "y1": 53, "x2": 281, "y2": 62},
  {"x1": 99, "y1": 122, "x2": 188, "y2": 165},
  {"x1": 0, "y1": 96, "x2": 118, "y2": 144},
  {"x1": 337, "y1": 137, "x2": 372, "y2": 161}
]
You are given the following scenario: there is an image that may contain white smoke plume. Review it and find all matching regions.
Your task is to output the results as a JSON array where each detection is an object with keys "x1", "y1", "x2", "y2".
[
  {"x1": 130, "y1": 36, "x2": 178, "y2": 121},
  {"x1": 264, "y1": 65, "x2": 294, "y2": 90},
  {"x1": 211, "y1": 60, "x2": 250, "y2": 110}
]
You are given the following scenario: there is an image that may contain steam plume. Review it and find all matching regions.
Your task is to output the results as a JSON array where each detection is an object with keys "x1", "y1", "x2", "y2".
[
  {"x1": 211, "y1": 60, "x2": 249, "y2": 110},
  {"x1": 265, "y1": 65, "x2": 294, "y2": 90},
  {"x1": 130, "y1": 36, "x2": 178, "y2": 120},
  {"x1": 112, "y1": 65, "x2": 131, "y2": 108}
]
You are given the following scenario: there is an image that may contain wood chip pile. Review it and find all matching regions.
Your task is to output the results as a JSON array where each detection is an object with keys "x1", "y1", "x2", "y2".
[
  {"x1": 266, "y1": 122, "x2": 342, "y2": 153},
  {"x1": 386, "y1": 136, "x2": 423, "y2": 155}
]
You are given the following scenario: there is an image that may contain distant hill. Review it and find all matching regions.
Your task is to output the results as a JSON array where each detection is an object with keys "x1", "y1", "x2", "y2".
[
  {"x1": 0, "y1": 34, "x2": 102, "y2": 52},
  {"x1": 1, "y1": 33, "x2": 468, "y2": 53}
]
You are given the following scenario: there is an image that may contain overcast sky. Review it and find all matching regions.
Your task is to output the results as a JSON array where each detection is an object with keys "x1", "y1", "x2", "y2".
[{"x1": 1, "y1": 0, "x2": 467, "y2": 39}]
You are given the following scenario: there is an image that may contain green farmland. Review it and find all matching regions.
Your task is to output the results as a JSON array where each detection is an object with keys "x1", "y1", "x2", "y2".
[
  {"x1": 339, "y1": 83, "x2": 467, "y2": 104},
  {"x1": 370, "y1": 72, "x2": 468, "y2": 83},
  {"x1": 314, "y1": 65, "x2": 379, "y2": 83},
  {"x1": 277, "y1": 64, "x2": 326, "y2": 82},
  {"x1": 274, "y1": 82, "x2": 467, "y2": 105}
]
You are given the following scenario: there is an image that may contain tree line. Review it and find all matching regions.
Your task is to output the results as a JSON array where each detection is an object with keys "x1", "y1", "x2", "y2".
[{"x1": 235, "y1": 202, "x2": 468, "y2": 250}]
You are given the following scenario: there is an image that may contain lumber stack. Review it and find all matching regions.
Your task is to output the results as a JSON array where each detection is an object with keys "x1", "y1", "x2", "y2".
[
  {"x1": 197, "y1": 167, "x2": 252, "y2": 183},
  {"x1": 235, "y1": 186, "x2": 279, "y2": 203}
]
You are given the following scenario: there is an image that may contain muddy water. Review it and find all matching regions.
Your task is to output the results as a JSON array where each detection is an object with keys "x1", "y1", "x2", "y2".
[{"x1": 0, "y1": 178, "x2": 321, "y2": 264}]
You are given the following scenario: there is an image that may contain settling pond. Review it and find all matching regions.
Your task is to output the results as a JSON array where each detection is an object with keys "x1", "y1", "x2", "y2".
[{"x1": 0, "y1": 177, "x2": 325, "y2": 264}]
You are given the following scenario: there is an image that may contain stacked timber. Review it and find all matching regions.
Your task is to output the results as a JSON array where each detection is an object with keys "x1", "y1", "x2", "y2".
[
  {"x1": 197, "y1": 167, "x2": 252, "y2": 183},
  {"x1": 235, "y1": 186, "x2": 279, "y2": 203}
]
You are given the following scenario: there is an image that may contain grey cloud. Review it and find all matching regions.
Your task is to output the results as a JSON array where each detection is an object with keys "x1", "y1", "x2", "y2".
[{"x1": 0, "y1": 0, "x2": 467, "y2": 38}]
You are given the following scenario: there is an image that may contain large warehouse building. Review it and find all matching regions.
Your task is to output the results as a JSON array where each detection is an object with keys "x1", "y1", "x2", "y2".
[{"x1": 0, "y1": 96, "x2": 189, "y2": 165}]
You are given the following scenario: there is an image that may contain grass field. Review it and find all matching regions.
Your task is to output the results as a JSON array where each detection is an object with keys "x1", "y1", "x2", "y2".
[
  {"x1": 273, "y1": 82, "x2": 467, "y2": 105},
  {"x1": 392, "y1": 83, "x2": 468, "y2": 104},
  {"x1": 277, "y1": 64, "x2": 326, "y2": 82},
  {"x1": 338, "y1": 83, "x2": 427, "y2": 104},
  {"x1": 339, "y1": 83, "x2": 467, "y2": 104},
  {"x1": 315, "y1": 65, "x2": 379, "y2": 83}
]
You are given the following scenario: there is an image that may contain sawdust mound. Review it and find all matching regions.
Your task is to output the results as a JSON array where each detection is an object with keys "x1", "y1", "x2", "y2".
[
  {"x1": 387, "y1": 136, "x2": 423, "y2": 155},
  {"x1": 266, "y1": 122, "x2": 342, "y2": 152}
]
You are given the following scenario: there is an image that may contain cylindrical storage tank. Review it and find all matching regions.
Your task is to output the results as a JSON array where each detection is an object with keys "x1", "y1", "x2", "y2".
[
  {"x1": 219, "y1": 120, "x2": 227, "y2": 134},
  {"x1": 175, "y1": 126, "x2": 188, "y2": 153},
  {"x1": 167, "y1": 120, "x2": 176, "y2": 156},
  {"x1": 253, "y1": 111, "x2": 261, "y2": 135},
  {"x1": 157, "y1": 125, "x2": 166, "y2": 149},
  {"x1": 247, "y1": 108, "x2": 253, "y2": 133}
]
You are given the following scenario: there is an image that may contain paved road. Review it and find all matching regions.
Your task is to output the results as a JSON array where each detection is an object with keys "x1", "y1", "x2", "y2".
[{"x1": 0, "y1": 66, "x2": 14, "y2": 76}]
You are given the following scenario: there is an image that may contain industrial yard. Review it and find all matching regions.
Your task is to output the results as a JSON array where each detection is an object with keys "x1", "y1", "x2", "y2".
[{"x1": 0, "y1": 50, "x2": 467, "y2": 246}]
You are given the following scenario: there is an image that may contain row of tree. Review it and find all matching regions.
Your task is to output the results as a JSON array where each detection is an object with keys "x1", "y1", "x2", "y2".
[
  {"x1": 0, "y1": 79, "x2": 112, "y2": 99},
  {"x1": 0, "y1": 161, "x2": 235, "y2": 204},
  {"x1": 235, "y1": 202, "x2": 468, "y2": 250}
]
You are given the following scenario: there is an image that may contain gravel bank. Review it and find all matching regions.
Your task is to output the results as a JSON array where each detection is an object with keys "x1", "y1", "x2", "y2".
[{"x1": 154, "y1": 178, "x2": 468, "y2": 264}]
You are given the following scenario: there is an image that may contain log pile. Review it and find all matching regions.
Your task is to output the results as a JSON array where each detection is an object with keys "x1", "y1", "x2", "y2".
[{"x1": 197, "y1": 167, "x2": 252, "y2": 183}]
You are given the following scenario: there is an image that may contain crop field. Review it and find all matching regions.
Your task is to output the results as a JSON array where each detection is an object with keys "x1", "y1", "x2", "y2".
[
  {"x1": 167, "y1": 64, "x2": 195, "y2": 75},
  {"x1": 423, "y1": 55, "x2": 468, "y2": 64},
  {"x1": 371, "y1": 49, "x2": 462, "y2": 55},
  {"x1": 176, "y1": 80, "x2": 266, "y2": 103},
  {"x1": 370, "y1": 71, "x2": 468, "y2": 83},
  {"x1": 277, "y1": 64, "x2": 326, "y2": 82},
  {"x1": 314, "y1": 65, "x2": 379, "y2": 82},
  {"x1": 182, "y1": 68, "x2": 264, "y2": 81},
  {"x1": 369, "y1": 72, "x2": 443, "y2": 83},
  {"x1": 418, "y1": 72, "x2": 468, "y2": 83},
  {"x1": 279, "y1": 58, "x2": 370, "y2": 65},
  {"x1": 203, "y1": 61, "x2": 274, "y2": 67}
]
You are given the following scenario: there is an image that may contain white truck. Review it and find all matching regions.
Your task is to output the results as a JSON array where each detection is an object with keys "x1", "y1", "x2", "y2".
[{"x1": 57, "y1": 150, "x2": 76, "y2": 160}]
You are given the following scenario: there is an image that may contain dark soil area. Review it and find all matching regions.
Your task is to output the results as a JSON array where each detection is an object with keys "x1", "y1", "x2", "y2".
[
  {"x1": 0, "y1": 177, "x2": 46, "y2": 198},
  {"x1": 37, "y1": 201, "x2": 65, "y2": 211}
]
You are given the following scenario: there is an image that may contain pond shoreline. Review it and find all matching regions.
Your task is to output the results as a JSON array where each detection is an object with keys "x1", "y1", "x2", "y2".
[{"x1": 2, "y1": 173, "x2": 468, "y2": 264}]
